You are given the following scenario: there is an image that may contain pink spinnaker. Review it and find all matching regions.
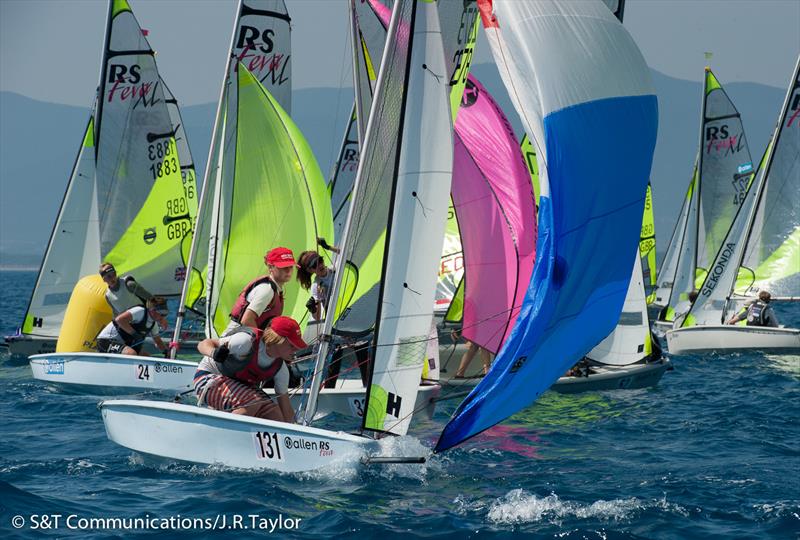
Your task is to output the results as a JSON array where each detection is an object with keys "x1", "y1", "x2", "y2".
[{"x1": 453, "y1": 75, "x2": 537, "y2": 353}]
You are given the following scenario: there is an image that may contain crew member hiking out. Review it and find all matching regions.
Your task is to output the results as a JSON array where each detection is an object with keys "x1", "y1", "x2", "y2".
[
  {"x1": 95, "y1": 297, "x2": 169, "y2": 356},
  {"x1": 193, "y1": 316, "x2": 307, "y2": 422}
]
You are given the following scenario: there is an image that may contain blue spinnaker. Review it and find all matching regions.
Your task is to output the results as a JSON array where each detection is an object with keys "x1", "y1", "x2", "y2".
[{"x1": 436, "y1": 0, "x2": 658, "y2": 452}]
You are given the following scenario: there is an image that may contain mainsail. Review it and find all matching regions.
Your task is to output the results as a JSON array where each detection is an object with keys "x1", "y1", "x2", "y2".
[
  {"x1": 640, "y1": 183, "x2": 657, "y2": 290},
  {"x1": 329, "y1": 0, "x2": 479, "y2": 316},
  {"x1": 683, "y1": 55, "x2": 800, "y2": 325},
  {"x1": 231, "y1": 0, "x2": 292, "y2": 113},
  {"x1": 662, "y1": 69, "x2": 753, "y2": 321},
  {"x1": 652, "y1": 164, "x2": 696, "y2": 307},
  {"x1": 307, "y1": 0, "x2": 453, "y2": 436},
  {"x1": 437, "y1": 0, "x2": 657, "y2": 452},
  {"x1": 175, "y1": 0, "x2": 317, "y2": 339},
  {"x1": 21, "y1": 0, "x2": 197, "y2": 339}
]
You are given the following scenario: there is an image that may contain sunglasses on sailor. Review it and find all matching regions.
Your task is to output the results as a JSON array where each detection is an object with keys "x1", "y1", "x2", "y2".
[{"x1": 303, "y1": 256, "x2": 322, "y2": 273}]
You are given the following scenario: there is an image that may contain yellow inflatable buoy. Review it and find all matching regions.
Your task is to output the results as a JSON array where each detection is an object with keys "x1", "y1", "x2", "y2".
[{"x1": 56, "y1": 275, "x2": 111, "y2": 352}]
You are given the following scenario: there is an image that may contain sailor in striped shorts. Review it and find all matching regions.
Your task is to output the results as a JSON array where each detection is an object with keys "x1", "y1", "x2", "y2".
[{"x1": 193, "y1": 316, "x2": 307, "y2": 422}]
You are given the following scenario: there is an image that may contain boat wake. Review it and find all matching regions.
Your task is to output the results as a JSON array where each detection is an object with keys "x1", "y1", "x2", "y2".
[{"x1": 454, "y1": 489, "x2": 690, "y2": 525}]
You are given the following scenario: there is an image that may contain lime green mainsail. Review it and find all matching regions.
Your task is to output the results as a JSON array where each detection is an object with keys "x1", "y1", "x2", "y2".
[
  {"x1": 105, "y1": 137, "x2": 193, "y2": 283},
  {"x1": 207, "y1": 64, "x2": 332, "y2": 336}
]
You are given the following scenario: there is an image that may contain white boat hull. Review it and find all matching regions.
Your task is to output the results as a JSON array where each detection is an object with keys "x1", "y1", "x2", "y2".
[
  {"x1": 6, "y1": 335, "x2": 199, "y2": 360},
  {"x1": 550, "y1": 359, "x2": 670, "y2": 393},
  {"x1": 665, "y1": 325, "x2": 800, "y2": 355},
  {"x1": 651, "y1": 319, "x2": 672, "y2": 338},
  {"x1": 100, "y1": 400, "x2": 376, "y2": 472},
  {"x1": 266, "y1": 380, "x2": 440, "y2": 422},
  {"x1": 29, "y1": 352, "x2": 197, "y2": 392}
]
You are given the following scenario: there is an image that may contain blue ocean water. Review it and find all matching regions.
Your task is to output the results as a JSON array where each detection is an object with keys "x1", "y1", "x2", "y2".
[{"x1": 1, "y1": 269, "x2": 798, "y2": 539}]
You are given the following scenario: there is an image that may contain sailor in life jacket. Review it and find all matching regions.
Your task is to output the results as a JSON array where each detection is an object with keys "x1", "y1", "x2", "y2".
[
  {"x1": 99, "y1": 262, "x2": 154, "y2": 316},
  {"x1": 194, "y1": 316, "x2": 308, "y2": 422},
  {"x1": 222, "y1": 247, "x2": 296, "y2": 337},
  {"x1": 296, "y1": 238, "x2": 340, "y2": 321},
  {"x1": 95, "y1": 297, "x2": 169, "y2": 355},
  {"x1": 726, "y1": 290, "x2": 780, "y2": 327}
]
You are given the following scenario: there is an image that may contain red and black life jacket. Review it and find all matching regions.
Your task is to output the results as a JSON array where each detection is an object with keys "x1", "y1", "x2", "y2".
[
  {"x1": 218, "y1": 328, "x2": 284, "y2": 385},
  {"x1": 229, "y1": 275, "x2": 284, "y2": 330}
]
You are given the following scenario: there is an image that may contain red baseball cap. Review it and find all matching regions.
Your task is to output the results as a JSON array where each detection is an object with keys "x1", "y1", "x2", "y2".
[
  {"x1": 270, "y1": 316, "x2": 308, "y2": 349},
  {"x1": 265, "y1": 247, "x2": 296, "y2": 268}
]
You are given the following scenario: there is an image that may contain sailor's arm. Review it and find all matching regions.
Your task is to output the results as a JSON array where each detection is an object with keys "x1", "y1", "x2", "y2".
[
  {"x1": 115, "y1": 310, "x2": 136, "y2": 334},
  {"x1": 273, "y1": 363, "x2": 295, "y2": 423},
  {"x1": 124, "y1": 276, "x2": 153, "y2": 302}
]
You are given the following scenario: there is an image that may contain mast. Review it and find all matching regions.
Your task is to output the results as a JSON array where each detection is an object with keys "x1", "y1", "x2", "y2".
[
  {"x1": 692, "y1": 67, "x2": 711, "y2": 290},
  {"x1": 93, "y1": 0, "x2": 115, "y2": 159},
  {"x1": 349, "y1": 0, "x2": 367, "y2": 143},
  {"x1": 170, "y1": 2, "x2": 241, "y2": 354}
]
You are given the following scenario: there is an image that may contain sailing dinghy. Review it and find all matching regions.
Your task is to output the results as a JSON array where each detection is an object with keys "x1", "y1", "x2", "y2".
[
  {"x1": 666, "y1": 55, "x2": 800, "y2": 355},
  {"x1": 27, "y1": 0, "x2": 200, "y2": 387},
  {"x1": 653, "y1": 68, "x2": 754, "y2": 334},
  {"x1": 101, "y1": 0, "x2": 450, "y2": 471}
]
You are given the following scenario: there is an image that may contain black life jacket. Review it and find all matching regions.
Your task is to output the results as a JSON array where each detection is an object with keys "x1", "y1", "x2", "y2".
[
  {"x1": 112, "y1": 309, "x2": 155, "y2": 346},
  {"x1": 746, "y1": 300, "x2": 768, "y2": 326}
]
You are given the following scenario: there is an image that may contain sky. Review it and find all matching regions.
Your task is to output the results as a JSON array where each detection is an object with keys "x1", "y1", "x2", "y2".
[{"x1": 0, "y1": 0, "x2": 798, "y2": 108}]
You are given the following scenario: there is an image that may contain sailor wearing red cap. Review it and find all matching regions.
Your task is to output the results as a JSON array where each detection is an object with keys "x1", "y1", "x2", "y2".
[
  {"x1": 194, "y1": 316, "x2": 308, "y2": 422},
  {"x1": 223, "y1": 247, "x2": 296, "y2": 336}
]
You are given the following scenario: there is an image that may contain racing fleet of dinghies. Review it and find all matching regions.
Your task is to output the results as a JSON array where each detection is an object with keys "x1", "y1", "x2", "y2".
[
  {"x1": 666, "y1": 55, "x2": 800, "y2": 354},
  {"x1": 24, "y1": 0, "x2": 199, "y2": 385},
  {"x1": 10, "y1": 0, "x2": 797, "y2": 472},
  {"x1": 101, "y1": 0, "x2": 451, "y2": 470}
]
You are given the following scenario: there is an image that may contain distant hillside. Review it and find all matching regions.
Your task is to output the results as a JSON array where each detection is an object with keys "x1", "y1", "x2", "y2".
[{"x1": 0, "y1": 67, "x2": 785, "y2": 266}]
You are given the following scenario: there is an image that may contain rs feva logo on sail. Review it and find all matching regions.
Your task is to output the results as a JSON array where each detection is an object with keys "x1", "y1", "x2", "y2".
[{"x1": 106, "y1": 64, "x2": 156, "y2": 104}]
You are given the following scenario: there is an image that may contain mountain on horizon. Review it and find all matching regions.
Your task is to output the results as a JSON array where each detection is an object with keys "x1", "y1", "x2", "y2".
[{"x1": 0, "y1": 65, "x2": 785, "y2": 267}]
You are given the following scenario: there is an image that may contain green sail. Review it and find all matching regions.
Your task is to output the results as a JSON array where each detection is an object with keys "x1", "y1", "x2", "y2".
[{"x1": 211, "y1": 64, "x2": 333, "y2": 335}]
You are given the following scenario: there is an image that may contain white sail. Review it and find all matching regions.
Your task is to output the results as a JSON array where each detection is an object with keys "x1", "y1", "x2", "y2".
[
  {"x1": 233, "y1": 0, "x2": 292, "y2": 113},
  {"x1": 736, "y1": 57, "x2": 800, "y2": 300},
  {"x1": 20, "y1": 112, "x2": 100, "y2": 339},
  {"x1": 19, "y1": 0, "x2": 197, "y2": 341},
  {"x1": 652, "y1": 163, "x2": 695, "y2": 307},
  {"x1": 587, "y1": 255, "x2": 653, "y2": 366},
  {"x1": 363, "y1": 1, "x2": 452, "y2": 436},
  {"x1": 306, "y1": 0, "x2": 452, "y2": 436},
  {"x1": 684, "y1": 55, "x2": 800, "y2": 325}
]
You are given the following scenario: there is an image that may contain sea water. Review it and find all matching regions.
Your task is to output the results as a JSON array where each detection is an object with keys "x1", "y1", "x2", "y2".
[{"x1": 1, "y1": 270, "x2": 798, "y2": 539}]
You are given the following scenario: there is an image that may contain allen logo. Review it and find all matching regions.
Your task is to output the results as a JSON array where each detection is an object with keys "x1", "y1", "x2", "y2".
[
  {"x1": 386, "y1": 392, "x2": 402, "y2": 417},
  {"x1": 143, "y1": 227, "x2": 157, "y2": 245},
  {"x1": 510, "y1": 356, "x2": 527, "y2": 373},
  {"x1": 33, "y1": 317, "x2": 43, "y2": 328}
]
